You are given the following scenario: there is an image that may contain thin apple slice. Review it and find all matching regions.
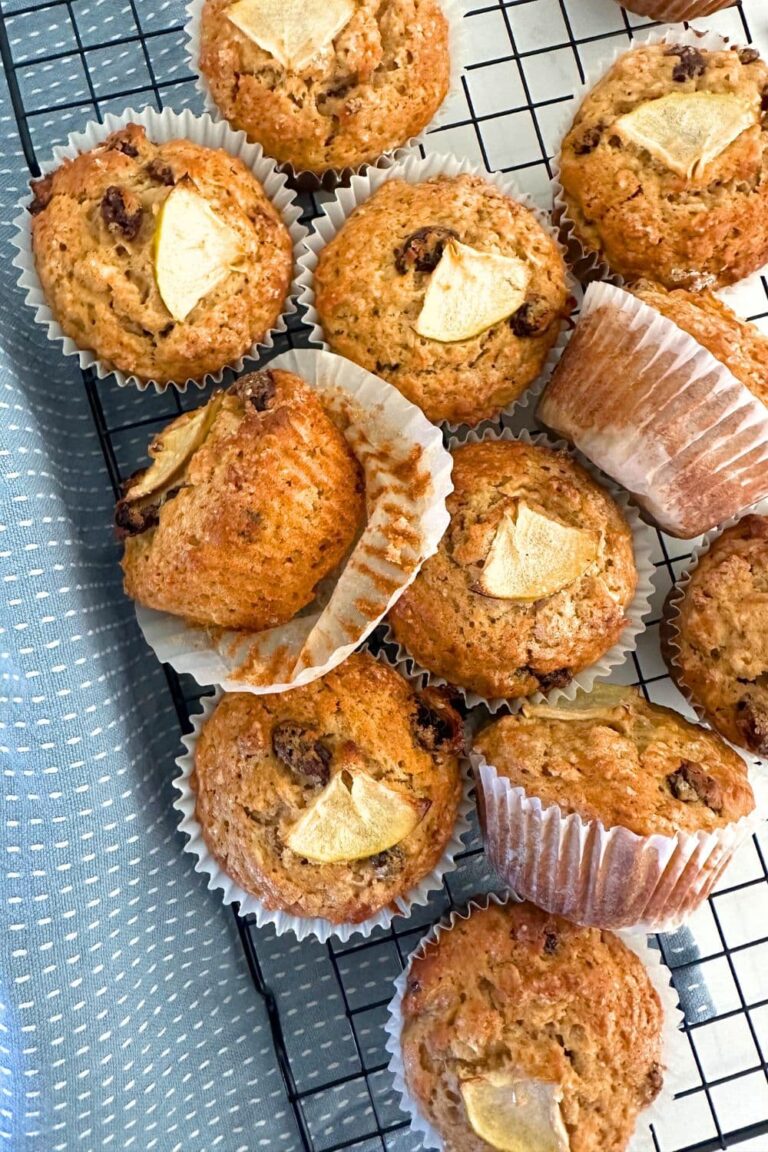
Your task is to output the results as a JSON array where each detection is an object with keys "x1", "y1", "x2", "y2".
[
  {"x1": 126, "y1": 392, "x2": 224, "y2": 503},
  {"x1": 615, "y1": 92, "x2": 756, "y2": 179},
  {"x1": 415, "y1": 240, "x2": 530, "y2": 343},
  {"x1": 226, "y1": 0, "x2": 355, "y2": 71},
  {"x1": 474, "y1": 502, "x2": 599, "y2": 601},
  {"x1": 461, "y1": 1073, "x2": 570, "y2": 1152},
  {"x1": 154, "y1": 180, "x2": 245, "y2": 322},
  {"x1": 523, "y1": 684, "x2": 636, "y2": 722}
]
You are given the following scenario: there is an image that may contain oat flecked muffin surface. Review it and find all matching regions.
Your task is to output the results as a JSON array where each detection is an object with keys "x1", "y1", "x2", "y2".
[
  {"x1": 198, "y1": 0, "x2": 451, "y2": 173},
  {"x1": 663, "y1": 515, "x2": 768, "y2": 757},
  {"x1": 400, "y1": 900, "x2": 665, "y2": 1152},
  {"x1": 314, "y1": 174, "x2": 570, "y2": 425},
  {"x1": 559, "y1": 42, "x2": 768, "y2": 288},
  {"x1": 119, "y1": 369, "x2": 364, "y2": 631},
  {"x1": 191, "y1": 653, "x2": 464, "y2": 923},
  {"x1": 387, "y1": 440, "x2": 637, "y2": 700},
  {"x1": 475, "y1": 685, "x2": 755, "y2": 838},
  {"x1": 29, "y1": 123, "x2": 293, "y2": 383}
]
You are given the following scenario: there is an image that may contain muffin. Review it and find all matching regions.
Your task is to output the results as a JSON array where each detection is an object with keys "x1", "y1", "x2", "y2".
[
  {"x1": 313, "y1": 173, "x2": 570, "y2": 425},
  {"x1": 663, "y1": 514, "x2": 768, "y2": 757},
  {"x1": 28, "y1": 122, "x2": 293, "y2": 383},
  {"x1": 558, "y1": 41, "x2": 768, "y2": 288},
  {"x1": 474, "y1": 685, "x2": 756, "y2": 929},
  {"x1": 398, "y1": 900, "x2": 665, "y2": 1152},
  {"x1": 197, "y1": 0, "x2": 451, "y2": 174},
  {"x1": 616, "y1": 0, "x2": 733, "y2": 16},
  {"x1": 538, "y1": 279, "x2": 768, "y2": 538},
  {"x1": 387, "y1": 439, "x2": 638, "y2": 701},
  {"x1": 190, "y1": 653, "x2": 464, "y2": 924},
  {"x1": 118, "y1": 368, "x2": 364, "y2": 631}
]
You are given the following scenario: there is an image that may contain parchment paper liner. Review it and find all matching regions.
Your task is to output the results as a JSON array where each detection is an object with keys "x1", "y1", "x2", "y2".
[
  {"x1": 10, "y1": 105, "x2": 305, "y2": 392},
  {"x1": 134, "y1": 346, "x2": 452, "y2": 693},
  {"x1": 620, "y1": 0, "x2": 735, "y2": 19},
  {"x1": 184, "y1": 0, "x2": 468, "y2": 190},
  {"x1": 384, "y1": 890, "x2": 689, "y2": 1152},
  {"x1": 379, "y1": 424, "x2": 655, "y2": 715},
  {"x1": 537, "y1": 280, "x2": 768, "y2": 539},
  {"x1": 296, "y1": 149, "x2": 577, "y2": 434}
]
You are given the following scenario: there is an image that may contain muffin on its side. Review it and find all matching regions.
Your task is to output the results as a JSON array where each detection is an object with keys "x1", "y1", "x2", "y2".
[
  {"x1": 29, "y1": 123, "x2": 293, "y2": 383},
  {"x1": 314, "y1": 174, "x2": 570, "y2": 425},
  {"x1": 387, "y1": 439, "x2": 637, "y2": 701},
  {"x1": 191, "y1": 653, "x2": 464, "y2": 924},
  {"x1": 663, "y1": 514, "x2": 768, "y2": 757},
  {"x1": 399, "y1": 900, "x2": 665, "y2": 1152},
  {"x1": 616, "y1": 0, "x2": 733, "y2": 17},
  {"x1": 118, "y1": 368, "x2": 364, "y2": 631},
  {"x1": 198, "y1": 0, "x2": 451, "y2": 173}
]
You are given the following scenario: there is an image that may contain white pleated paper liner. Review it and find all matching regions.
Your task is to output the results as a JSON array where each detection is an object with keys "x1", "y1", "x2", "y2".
[
  {"x1": 536, "y1": 281, "x2": 768, "y2": 540},
  {"x1": 172, "y1": 680, "x2": 473, "y2": 944},
  {"x1": 552, "y1": 24, "x2": 755, "y2": 287},
  {"x1": 134, "y1": 346, "x2": 453, "y2": 694},
  {"x1": 11, "y1": 106, "x2": 305, "y2": 393},
  {"x1": 296, "y1": 150, "x2": 578, "y2": 435},
  {"x1": 378, "y1": 424, "x2": 656, "y2": 717},
  {"x1": 383, "y1": 891, "x2": 689, "y2": 1152},
  {"x1": 184, "y1": 0, "x2": 468, "y2": 189}
]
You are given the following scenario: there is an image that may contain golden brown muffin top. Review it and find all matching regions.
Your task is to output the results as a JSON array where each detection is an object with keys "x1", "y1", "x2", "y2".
[
  {"x1": 475, "y1": 685, "x2": 755, "y2": 837},
  {"x1": 664, "y1": 515, "x2": 768, "y2": 757},
  {"x1": 401, "y1": 900, "x2": 664, "y2": 1152},
  {"x1": 191, "y1": 653, "x2": 464, "y2": 923},
  {"x1": 388, "y1": 440, "x2": 637, "y2": 700}
]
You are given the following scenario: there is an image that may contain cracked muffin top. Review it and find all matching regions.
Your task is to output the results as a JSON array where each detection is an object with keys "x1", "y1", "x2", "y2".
[
  {"x1": 400, "y1": 900, "x2": 665, "y2": 1152},
  {"x1": 191, "y1": 652, "x2": 464, "y2": 924},
  {"x1": 28, "y1": 123, "x2": 293, "y2": 383},
  {"x1": 314, "y1": 174, "x2": 570, "y2": 425},
  {"x1": 663, "y1": 515, "x2": 768, "y2": 758},
  {"x1": 119, "y1": 368, "x2": 364, "y2": 632},
  {"x1": 387, "y1": 440, "x2": 637, "y2": 701},
  {"x1": 559, "y1": 42, "x2": 768, "y2": 288},
  {"x1": 474, "y1": 685, "x2": 754, "y2": 837},
  {"x1": 197, "y1": 0, "x2": 451, "y2": 173}
]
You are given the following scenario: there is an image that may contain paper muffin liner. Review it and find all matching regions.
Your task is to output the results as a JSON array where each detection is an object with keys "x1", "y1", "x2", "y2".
[
  {"x1": 134, "y1": 346, "x2": 452, "y2": 693},
  {"x1": 296, "y1": 149, "x2": 578, "y2": 434},
  {"x1": 537, "y1": 280, "x2": 768, "y2": 539},
  {"x1": 378, "y1": 424, "x2": 655, "y2": 716},
  {"x1": 552, "y1": 24, "x2": 745, "y2": 286},
  {"x1": 384, "y1": 890, "x2": 689, "y2": 1152},
  {"x1": 184, "y1": 0, "x2": 468, "y2": 190},
  {"x1": 172, "y1": 665, "x2": 473, "y2": 944},
  {"x1": 10, "y1": 105, "x2": 305, "y2": 393},
  {"x1": 619, "y1": 0, "x2": 734, "y2": 18}
]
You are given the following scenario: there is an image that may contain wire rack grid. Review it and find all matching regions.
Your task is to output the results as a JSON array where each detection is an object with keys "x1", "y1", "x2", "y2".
[{"x1": 2, "y1": 0, "x2": 768, "y2": 1150}]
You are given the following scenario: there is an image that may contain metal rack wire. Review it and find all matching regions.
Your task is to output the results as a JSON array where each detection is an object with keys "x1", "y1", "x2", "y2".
[{"x1": 2, "y1": 1, "x2": 767, "y2": 1149}]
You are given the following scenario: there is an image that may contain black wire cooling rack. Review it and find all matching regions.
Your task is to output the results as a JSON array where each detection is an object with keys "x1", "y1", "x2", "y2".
[{"x1": 3, "y1": 1, "x2": 768, "y2": 1149}]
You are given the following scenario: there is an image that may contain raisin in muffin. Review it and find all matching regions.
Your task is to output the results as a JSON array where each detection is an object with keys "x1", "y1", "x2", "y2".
[
  {"x1": 197, "y1": 0, "x2": 451, "y2": 174},
  {"x1": 29, "y1": 123, "x2": 293, "y2": 383},
  {"x1": 191, "y1": 653, "x2": 464, "y2": 924},
  {"x1": 559, "y1": 42, "x2": 768, "y2": 288},
  {"x1": 314, "y1": 174, "x2": 570, "y2": 425},
  {"x1": 663, "y1": 515, "x2": 768, "y2": 757},
  {"x1": 399, "y1": 900, "x2": 665, "y2": 1152},
  {"x1": 387, "y1": 440, "x2": 637, "y2": 701},
  {"x1": 118, "y1": 369, "x2": 363, "y2": 631}
]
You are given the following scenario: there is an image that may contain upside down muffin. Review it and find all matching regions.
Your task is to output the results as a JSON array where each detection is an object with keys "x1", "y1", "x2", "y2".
[
  {"x1": 191, "y1": 653, "x2": 464, "y2": 923},
  {"x1": 559, "y1": 41, "x2": 768, "y2": 288},
  {"x1": 118, "y1": 369, "x2": 364, "y2": 631},
  {"x1": 387, "y1": 439, "x2": 637, "y2": 701},
  {"x1": 314, "y1": 174, "x2": 571, "y2": 425},
  {"x1": 198, "y1": 0, "x2": 451, "y2": 173},
  {"x1": 29, "y1": 122, "x2": 293, "y2": 383},
  {"x1": 399, "y1": 900, "x2": 666, "y2": 1152}
]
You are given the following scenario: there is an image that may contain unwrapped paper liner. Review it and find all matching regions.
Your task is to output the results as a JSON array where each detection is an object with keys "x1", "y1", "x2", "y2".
[
  {"x1": 135, "y1": 347, "x2": 453, "y2": 693},
  {"x1": 383, "y1": 890, "x2": 689, "y2": 1152},
  {"x1": 379, "y1": 425, "x2": 655, "y2": 715},
  {"x1": 296, "y1": 150, "x2": 577, "y2": 434},
  {"x1": 537, "y1": 280, "x2": 768, "y2": 539}
]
